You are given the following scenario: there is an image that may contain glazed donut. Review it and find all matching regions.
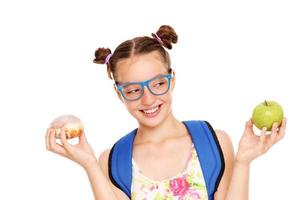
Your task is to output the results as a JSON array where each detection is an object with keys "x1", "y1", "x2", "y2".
[{"x1": 50, "y1": 114, "x2": 84, "y2": 139}]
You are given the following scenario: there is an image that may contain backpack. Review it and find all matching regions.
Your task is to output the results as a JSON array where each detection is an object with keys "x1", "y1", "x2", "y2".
[{"x1": 108, "y1": 120, "x2": 225, "y2": 200}]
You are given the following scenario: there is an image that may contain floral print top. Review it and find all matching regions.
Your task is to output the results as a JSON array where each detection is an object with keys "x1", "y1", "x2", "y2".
[{"x1": 131, "y1": 144, "x2": 208, "y2": 200}]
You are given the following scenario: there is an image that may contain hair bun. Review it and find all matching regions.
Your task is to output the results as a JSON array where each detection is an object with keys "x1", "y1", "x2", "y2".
[
  {"x1": 154, "y1": 25, "x2": 178, "y2": 49},
  {"x1": 93, "y1": 47, "x2": 112, "y2": 64}
]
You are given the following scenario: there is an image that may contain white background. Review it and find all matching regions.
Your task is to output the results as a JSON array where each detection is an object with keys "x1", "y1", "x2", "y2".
[{"x1": 0, "y1": 0, "x2": 299, "y2": 199}]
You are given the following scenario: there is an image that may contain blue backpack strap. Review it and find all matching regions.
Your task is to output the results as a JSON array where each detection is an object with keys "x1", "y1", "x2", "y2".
[
  {"x1": 109, "y1": 120, "x2": 225, "y2": 199},
  {"x1": 108, "y1": 128, "x2": 137, "y2": 199},
  {"x1": 183, "y1": 120, "x2": 225, "y2": 199}
]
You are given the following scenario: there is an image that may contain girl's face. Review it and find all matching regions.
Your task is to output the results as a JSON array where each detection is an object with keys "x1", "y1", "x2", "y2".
[{"x1": 114, "y1": 51, "x2": 175, "y2": 128}]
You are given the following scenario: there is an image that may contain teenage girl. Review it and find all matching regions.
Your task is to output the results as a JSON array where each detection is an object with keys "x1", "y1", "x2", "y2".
[{"x1": 45, "y1": 25, "x2": 287, "y2": 200}]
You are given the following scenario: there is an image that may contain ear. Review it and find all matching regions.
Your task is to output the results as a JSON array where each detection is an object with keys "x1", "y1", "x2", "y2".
[
  {"x1": 171, "y1": 69, "x2": 176, "y2": 91},
  {"x1": 113, "y1": 84, "x2": 125, "y2": 103}
]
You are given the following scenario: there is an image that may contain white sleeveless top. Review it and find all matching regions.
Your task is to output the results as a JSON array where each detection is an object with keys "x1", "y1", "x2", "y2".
[{"x1": 131, "y1": 144, "x2": 209, "y2": 200}]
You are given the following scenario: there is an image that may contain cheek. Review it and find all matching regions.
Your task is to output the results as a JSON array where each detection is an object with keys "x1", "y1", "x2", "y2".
[
  {"x1": 124, "y1": 102, "x2": 140, "y2": 114},
  {"x1": 162, "y1": 93, "x2": 174, "y2": 113},
  {"x1": 162, "y1": 92, "x2": 173, "y2": 103},
  {"x1": 158, "y1": 91, "x2": 174, "y2": 106}
]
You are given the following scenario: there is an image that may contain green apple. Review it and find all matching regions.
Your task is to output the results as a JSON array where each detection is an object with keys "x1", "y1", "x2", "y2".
[{"x1": 252, "y1": 100, "x2": 284, "y2": 131}]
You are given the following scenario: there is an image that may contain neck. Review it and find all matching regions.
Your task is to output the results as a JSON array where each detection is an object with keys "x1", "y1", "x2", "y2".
[{"x1": 135, "y1": 112, "x2": 185, "y2": 145}]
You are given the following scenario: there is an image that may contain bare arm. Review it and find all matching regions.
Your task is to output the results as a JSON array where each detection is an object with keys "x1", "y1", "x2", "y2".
[
  {"x1": 97, "y1": 149, "x2": 131, "y2": 200},
  {"x1": 224, "y1": 160, "x2": 250, "y2": 200},
  {"x1": 213, "y1": 130, "x2": 256, "y2": 200},
  {"x1": 214, "y1": 118, "x2": 287, "y2": 200},
  {"x1": 84, "y1": 161, "x2": 121, "y2": 200},
  {"x1": 213, "y1": 130, "x2": 235, "y2": 200},
  {"x1": 46, "y1": 127, "x2": 129, "y2": 200}
]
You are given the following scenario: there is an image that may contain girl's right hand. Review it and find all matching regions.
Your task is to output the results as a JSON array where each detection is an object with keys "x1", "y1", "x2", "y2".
[{"x1": 45, "y1": 126, "x2": 98, "y2": 170}]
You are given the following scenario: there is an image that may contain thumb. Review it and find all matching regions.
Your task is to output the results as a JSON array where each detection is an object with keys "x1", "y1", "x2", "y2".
[
  {"x1": 78, "y1": 130, "x2": 88, "y2": 143},
  {"x1": 243, "y1": 118, "x2": 253, "y2": 135}
]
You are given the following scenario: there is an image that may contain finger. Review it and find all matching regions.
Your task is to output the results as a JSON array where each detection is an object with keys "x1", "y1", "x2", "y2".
[
  {"x1": 48, "y1": 128, "x2": 67, "y2": 157},
  {"x1": 46, "y1": 128, "x2": 55, "y2": 150},
  {"x1": 49, "y1": 128, "x2": 57, "y2": 149},
  {"x1": 50, "y1": 142, "x2": 68, "y2": 157},
  {"x1": 257, "y1": 127, "x2": 268, "y2": 154},
  {"x1": 60, "y1": 128, "x2": 73, "y2": 153},
  {"x1": 276, "y1": 117, "x2": 287, "y2": 143},
  {"x1": 260, "y1": 127, "x2": 267, "y2": 144},
  {"x1": 46, "y1": 128, "x2": 51, "y2": 150},
  {"x1": 246, "y1": 118, "x2": 253, "y2": 129},
  {"x1": 267, "y1": 122, "x2": 279, "y2": 147},
  {"x1": 78, "y1": 131, "x2": 87, "y2": 143},
  {"x1": 243, "y1": 118, "x2": 254, "y2": 136}
]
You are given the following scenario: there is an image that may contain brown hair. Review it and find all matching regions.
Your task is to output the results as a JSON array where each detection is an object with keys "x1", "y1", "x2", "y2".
[{"x1": 93, "y1": 25, "x2": 178, "y2": 82}]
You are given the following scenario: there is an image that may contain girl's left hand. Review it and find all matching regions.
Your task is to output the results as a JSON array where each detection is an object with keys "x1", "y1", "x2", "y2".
[{"x1": 236, "y1": 117, "x2": 287, "y2": 164}]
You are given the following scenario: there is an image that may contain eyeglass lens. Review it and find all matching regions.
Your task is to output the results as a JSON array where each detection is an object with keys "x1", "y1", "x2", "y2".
[{"x1": 122, "y1": 76, "x2": 169, "y2": 100}]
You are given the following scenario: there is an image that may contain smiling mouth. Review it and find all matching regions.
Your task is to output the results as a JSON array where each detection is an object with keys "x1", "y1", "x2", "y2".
[{"x1": 139, "y1": 104, "x2": 163, "y2": 117}]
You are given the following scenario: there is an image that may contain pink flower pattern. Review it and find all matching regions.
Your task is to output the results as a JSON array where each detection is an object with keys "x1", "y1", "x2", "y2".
[
  {"x1": 131, "y1": 145, "x2": 208, "y2": 200},
  {"x1": 169, "y1": 175, "x2": 190, "y2": 196}
]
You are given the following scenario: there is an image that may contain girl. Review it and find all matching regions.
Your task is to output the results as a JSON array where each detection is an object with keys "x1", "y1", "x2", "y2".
[{"x1": 45, "y1": 25, "x2": 287, "y2": 200}]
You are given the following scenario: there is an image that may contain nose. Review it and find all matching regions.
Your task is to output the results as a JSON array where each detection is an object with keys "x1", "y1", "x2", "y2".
[{"x1": 140, "y1": 86, "x2": 156, "y2": 105}]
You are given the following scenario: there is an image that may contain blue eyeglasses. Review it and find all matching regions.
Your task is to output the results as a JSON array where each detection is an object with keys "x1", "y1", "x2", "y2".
[{"x1": 115, "y1": 69, "x2": 174, "y2": 101}]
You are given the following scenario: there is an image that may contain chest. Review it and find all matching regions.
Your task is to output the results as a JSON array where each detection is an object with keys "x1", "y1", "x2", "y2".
[{"x1": 132, "y1": 136, "x2": 193, "y2": 181}]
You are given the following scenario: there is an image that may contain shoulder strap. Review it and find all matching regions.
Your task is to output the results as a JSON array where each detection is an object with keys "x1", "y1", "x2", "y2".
[
  {"x1": 108, "y1": 128, "x2": 137, "y2": 199},
  {"x1": 183, "y1": 120, "x2": 225, "y2": 199},
  {"x1": 109, "y1": 120, "x2": 225, "y2": 199}
]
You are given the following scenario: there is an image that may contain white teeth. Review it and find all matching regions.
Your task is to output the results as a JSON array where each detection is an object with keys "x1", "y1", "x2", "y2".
[{"x1": 143, "y1": 106, "x2": 159, "y2": 114}]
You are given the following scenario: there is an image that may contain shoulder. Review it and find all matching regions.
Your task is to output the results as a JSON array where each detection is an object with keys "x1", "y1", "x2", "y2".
[
  {"x1": 214, "y1": 129, "x2": 234, "y2": 151},
  {"x1": 213, "y1": 129, "x2": 235, "y2": 199},
  {"x1": 213, "y1": 129, "x2": 235, "y2": 165},
  {"x1": 98, "y1": 148, "x2": 131, "y2": 200},
  {"x1": 202, "y1": 121, "x2": 232, "y2": 149},
  {"x1": 98, "y1": 148, "x2": 111, "y2": 177}
]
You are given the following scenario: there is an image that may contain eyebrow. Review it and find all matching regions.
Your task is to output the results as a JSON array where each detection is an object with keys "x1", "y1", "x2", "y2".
[{"x1": 116, "y1": 73, "x2": 167, "y2": 85}]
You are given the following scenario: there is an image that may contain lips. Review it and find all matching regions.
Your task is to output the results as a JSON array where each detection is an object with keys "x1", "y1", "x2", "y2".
[{"x1": 139, "y1": 104, "x2": 162, "y2": 118}]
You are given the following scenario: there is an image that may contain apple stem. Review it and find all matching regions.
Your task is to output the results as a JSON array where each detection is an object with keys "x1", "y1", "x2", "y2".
[{"x1": 264, "y1": 100, "x2": 268, "y2": 106}]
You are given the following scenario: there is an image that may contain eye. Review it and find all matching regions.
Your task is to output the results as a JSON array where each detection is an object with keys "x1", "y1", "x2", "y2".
[
  {"x1": 154, "y1": 82, "x2": 165, "y2": 87},
  {"x1": 126, "y1": 88, "x2": 141, "y2": 94},
  {"x1": 152, "y1": 77, "x2": 168, "y2": 88}
]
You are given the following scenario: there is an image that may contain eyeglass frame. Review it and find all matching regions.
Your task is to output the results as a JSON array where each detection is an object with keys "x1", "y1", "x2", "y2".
[{"x1": 115, "y1": 68, "x2": 174, "y2": 101}]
